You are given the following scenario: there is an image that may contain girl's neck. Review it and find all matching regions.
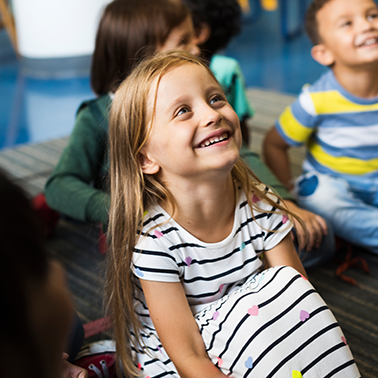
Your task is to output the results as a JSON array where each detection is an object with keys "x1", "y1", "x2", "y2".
[
  {"x1": 161, "y1": 174, "x2": 236, "y2": 243},
  {"x1": 333, "y1": 63, "x2": 378, "y2": 98}
]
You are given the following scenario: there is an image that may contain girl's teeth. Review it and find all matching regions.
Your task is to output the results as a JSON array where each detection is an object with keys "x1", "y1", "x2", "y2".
[{"x1": 200, "y1": 133, "x2": 228, "y2": 148}]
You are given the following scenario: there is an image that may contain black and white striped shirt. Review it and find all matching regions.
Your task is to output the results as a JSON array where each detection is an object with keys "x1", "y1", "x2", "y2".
[{"x1": 132, "y1": 187, "x2": 292, "y2": 320}]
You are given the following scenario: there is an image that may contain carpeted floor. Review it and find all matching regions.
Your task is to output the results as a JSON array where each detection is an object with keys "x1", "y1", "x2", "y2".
[{"x1": 1, "y1": 88, "x2": 376, "y2": 377}]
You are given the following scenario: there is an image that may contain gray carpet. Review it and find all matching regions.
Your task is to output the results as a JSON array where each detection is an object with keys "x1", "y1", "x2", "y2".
[{"x1": 1, "y1": 88, "x2": 377, "y2": 377}]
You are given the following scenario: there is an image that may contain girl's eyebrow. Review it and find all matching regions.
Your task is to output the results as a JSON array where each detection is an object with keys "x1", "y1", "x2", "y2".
[
  {"x1": 164, "y1": 95, "x2": 191, "y2": 117},
  {"x1": 166, "y1": 95, "x2": 190, "y2": 111}
]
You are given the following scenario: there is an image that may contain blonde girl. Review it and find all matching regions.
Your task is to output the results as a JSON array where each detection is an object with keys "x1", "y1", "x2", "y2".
[{"x1": 107, "y1": 51, "x2": 359, "y2": 378}]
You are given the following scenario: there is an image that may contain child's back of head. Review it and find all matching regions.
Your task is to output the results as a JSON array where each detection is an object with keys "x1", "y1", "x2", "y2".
[
  {"x1": 91, "y1": 0, "x2": 193, "y2": 95},
  {"x1": 182, "y1": 0, "x2": 242, "y2": 60}
]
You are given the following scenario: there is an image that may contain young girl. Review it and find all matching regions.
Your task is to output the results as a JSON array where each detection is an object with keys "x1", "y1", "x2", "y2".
[
  {"x1": 44, "y1": 0, "x2": 198, "y2": 228},
  {"x1": 107, "y1": 51, "x2": 360, "y2": 378}
]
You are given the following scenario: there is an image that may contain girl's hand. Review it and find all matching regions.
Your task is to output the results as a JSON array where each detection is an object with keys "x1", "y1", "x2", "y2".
[
  {"x1": 62, "y1": 353, "x2": 88, "y2": 378},
  {"x1": 263, "y1": 233, "x2": 308, "y2": 279},
  {"x1": 140, "y1": 280, "x2": 226, "y2": 378}
]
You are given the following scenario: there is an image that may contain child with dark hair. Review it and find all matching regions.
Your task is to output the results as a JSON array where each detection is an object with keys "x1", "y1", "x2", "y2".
[
  {"x1": 44, "y1": 0, "x2": 198, "y2": 228},
  {"x1": 183, "y1": 0, "x2": 252, "y2": 144},
  {"x1": 184, "y1": 0, "x2": 335, "y2": 270},
  {"x1": 264, "y1": 0, "x2": 378, "y2": 254}
]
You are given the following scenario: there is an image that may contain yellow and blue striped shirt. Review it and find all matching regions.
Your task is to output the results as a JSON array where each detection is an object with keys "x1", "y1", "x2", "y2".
[{"x1": 275, "y1": 70, "x2": 378, "y2": 178}]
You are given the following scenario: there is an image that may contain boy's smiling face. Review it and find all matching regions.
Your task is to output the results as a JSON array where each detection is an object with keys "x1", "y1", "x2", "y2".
[{"x1": 312, "y1": 0, "x2": 378, "y2": 68}]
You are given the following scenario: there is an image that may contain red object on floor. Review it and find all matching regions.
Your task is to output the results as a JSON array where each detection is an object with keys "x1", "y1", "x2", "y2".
[
  {"x1": 335, "y1": 238, "x2": 370, "y2": 285},
  {"x1": 83, "y1": 316, "x2": 113, "y2": 339},
  {"x1": 32, "y1": 193, "x2": 60, "y2": 238}
]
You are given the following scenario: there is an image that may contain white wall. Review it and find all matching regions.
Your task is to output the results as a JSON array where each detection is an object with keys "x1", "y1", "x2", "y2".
[{"x1": 12, "y1": 0, "x2": 111, "y2": 59}]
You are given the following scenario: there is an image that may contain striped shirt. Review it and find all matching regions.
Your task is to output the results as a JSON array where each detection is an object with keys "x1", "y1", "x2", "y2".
[
  {"x1": 275, "y1": 69, "x2": 378, "y2": 178},
  {"x1": 132, "y1": 187, "x2": 292, "y2": 323}
]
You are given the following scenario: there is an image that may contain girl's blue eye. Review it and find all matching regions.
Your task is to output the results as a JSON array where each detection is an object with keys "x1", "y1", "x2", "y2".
[
  {"x1": 177, "y1": 107, "x2": 189, "y2": 116},
  {"x1": 210, "y1": 95, "x2": 223, "y2": 105}
]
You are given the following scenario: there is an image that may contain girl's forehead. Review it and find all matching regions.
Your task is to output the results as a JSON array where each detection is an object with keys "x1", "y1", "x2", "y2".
[{"x1": 153, "y1": 63, "x2": 217, "y2": 94}]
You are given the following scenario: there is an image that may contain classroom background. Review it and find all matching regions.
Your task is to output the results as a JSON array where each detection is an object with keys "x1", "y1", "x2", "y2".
[
  {"x1": 0, "y1": 0, "x2": 326, "y2": 149},
  {"x1": 0, "y1": 1, "x2": 377, "y2": 377}
]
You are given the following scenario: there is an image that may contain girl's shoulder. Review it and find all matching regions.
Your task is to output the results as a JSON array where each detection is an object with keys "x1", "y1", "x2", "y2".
[{"x1": 240, "y1": 183, "x2": 280, "y2": 211}]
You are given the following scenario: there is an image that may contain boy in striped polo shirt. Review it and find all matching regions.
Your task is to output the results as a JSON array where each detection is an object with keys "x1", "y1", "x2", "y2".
[{"x1": 263, "y1": 0, "x2": 378, "y2": 253}]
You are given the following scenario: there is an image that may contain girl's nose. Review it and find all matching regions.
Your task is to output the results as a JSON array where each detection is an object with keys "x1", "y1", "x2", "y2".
[{"x1": 203, "y1": 105, "x2": 222, "y2": 127}]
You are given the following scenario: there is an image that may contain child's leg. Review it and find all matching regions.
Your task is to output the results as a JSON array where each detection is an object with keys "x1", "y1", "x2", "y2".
[
  {"x1": 195, "y1": 266, "x2": 359, "y2": 377},
  {"x1": 295, "y1": 171, "x2": 378, "y2": 254}
]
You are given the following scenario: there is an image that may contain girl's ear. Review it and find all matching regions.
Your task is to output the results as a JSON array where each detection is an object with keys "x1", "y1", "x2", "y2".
[
  {"x1": 311, "y1": 44, "x2": 335, "y2": 66},
  {"x1": 193, "y1": 22, "x2": 211, "y2": 46},
  {"x1": 138, "y1": 151, "x2": 160, "y2": 175}
]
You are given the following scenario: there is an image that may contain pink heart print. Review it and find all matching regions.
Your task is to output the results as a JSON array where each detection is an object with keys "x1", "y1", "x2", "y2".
[
  {"x1": 248, "y1": 305, "x2": 259, "y2": 316},
  {"x1": 185, "y1": 256, "x2": 192, "y2": 266},
  {"x1": 342, "y1": 336, "x2": 347, "y2": 345},
  {"x1": 213, "y1": 311, "x2": 220, "y2": 321},
  {"x1": 300, "y1": 310, "x2": 310, "y2": 322},
  {"x1": 217, "y1": 357, "x2": 223, "y2": 367},
  {"x1": 154, "y1": 229, "x2": 164, "y2": 238},
  {"x1": 252, "y1": 194, "x2": 261, "y2": 203},
  {"x1": 282, "y1": 214, "x2": 289, "y2": 224}
]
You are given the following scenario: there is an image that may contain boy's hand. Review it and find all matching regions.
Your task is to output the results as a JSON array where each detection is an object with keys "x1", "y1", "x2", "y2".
[{"x1": 285, "y1": 200, "x2": 328, "y2": 252}]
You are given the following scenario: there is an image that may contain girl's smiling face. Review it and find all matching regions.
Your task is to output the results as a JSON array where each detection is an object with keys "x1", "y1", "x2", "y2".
[{"x1": 140, "y1": 63, "x2": 241, "y2": 185}]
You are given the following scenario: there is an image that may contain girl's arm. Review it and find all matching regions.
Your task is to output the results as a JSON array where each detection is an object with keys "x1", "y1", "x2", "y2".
[
  {"x1": 263, "y1": 233, "x2": 308, "y2": 279},
  {"x1": 140, "y1": 279, "x2": 226, "y2": 378}
]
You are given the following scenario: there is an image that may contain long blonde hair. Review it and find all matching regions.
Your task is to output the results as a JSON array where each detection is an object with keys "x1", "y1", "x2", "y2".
[{"x1": 107, "y1": 51, "x2": 305, "y2": 376}]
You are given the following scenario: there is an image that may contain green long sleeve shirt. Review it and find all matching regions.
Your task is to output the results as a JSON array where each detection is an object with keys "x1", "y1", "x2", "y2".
[{"x1": 45, "y1": 94, "x2": 111, "y2": 225}]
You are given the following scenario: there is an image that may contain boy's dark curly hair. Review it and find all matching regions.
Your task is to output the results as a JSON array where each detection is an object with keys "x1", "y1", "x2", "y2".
[
  {"x1": 305, "y1": 0, "x2": 333, "y2": 45},
  {"x1": 183, "y1": 0, "x2": 242, "y2": 59}
]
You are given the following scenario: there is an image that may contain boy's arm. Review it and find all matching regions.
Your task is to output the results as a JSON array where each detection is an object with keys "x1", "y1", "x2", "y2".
[
  {"x1": 262, "y1": 128, "x2": 328, "y2": 251},
  {"x1": 263, "y1": 127, "x2": 294, "y2": 191},
  {"x1": 141, "y1": 280, "x2": 226, "y2": 378}
]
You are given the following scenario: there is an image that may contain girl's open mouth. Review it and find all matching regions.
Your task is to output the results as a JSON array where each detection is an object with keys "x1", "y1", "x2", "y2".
[{"x1": 199, "y1": 132, "x2": 229, "y2": 148}]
